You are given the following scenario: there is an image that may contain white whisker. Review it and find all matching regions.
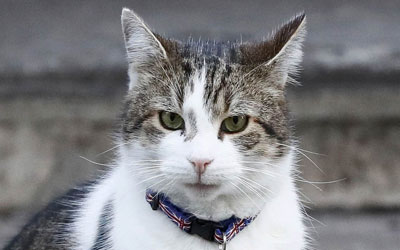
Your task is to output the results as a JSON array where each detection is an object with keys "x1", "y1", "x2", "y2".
[
  {"x1": 79, "y1": 156, "x2": 117, "y2": 167},
  {"x1": 276, "y1": 143, "x2": 325, "y2": 174},
  {"x1": 237, "y1": 175, "x2": 273, "y2": 194},
  {"x1": 227, "y1": 179, "x2": 262, "y2": 211},
  {"x1": 135, "y1": 174, "x2": 166, "y2": 186},
  {"x1": 239, "y1": 167, "x2": 278, "y2": 177},
  {"x1": 94, "y1": 141, "x2": 133, "y2": 157},
  {"x1": 233, "y1": 176, "x2": 268, "y2": 203}
]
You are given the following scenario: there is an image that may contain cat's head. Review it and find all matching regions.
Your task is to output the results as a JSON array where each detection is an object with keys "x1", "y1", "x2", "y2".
[{"x1": 119, "y1": 8, "x2": 305, "y2": 220}]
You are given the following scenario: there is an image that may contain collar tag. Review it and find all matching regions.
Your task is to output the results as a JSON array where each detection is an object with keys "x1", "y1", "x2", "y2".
[{"x1": 218, "y1": 233, "x2": 227, "y2": 250}]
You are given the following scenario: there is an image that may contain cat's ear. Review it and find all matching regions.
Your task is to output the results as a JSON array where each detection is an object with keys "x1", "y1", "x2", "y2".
[
  {"x1": 121, "y1": 8, "x2": 169, "y2": 89},
  {"x1": 240, "y1": 13, "x2": 306, "y2": 86}
]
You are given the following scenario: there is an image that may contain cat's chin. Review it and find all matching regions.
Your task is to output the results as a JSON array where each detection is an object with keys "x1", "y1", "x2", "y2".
[{"x1": 181, "y1": 182, "x2": 222, "y2": 198}]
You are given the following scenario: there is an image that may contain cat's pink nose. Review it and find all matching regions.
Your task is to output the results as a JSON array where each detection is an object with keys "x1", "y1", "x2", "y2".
[{"x1": 189, "y1": 159, "x2": 213, "y2": 175}]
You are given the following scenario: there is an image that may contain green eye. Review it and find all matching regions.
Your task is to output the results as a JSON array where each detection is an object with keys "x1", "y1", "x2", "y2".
[
  {"x1": 221, "y1": 115, "x2": 248, "y2": 133},
  {"x1": 159, "y1": 111, "x2": 184, "y2": 130}
]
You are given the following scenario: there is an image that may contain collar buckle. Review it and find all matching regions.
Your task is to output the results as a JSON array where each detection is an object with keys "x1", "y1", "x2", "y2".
[
  {"x1": 189, "y1": 218, "x2": 224, "y2": 242},
  {"x1": 149, "y1": 194, "x2": 159, "y2": 210}
]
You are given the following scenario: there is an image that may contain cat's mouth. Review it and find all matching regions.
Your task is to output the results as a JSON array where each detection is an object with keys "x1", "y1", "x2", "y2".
[{"x1": 184, "y1": 183, "x2": 219, "y2": 191}]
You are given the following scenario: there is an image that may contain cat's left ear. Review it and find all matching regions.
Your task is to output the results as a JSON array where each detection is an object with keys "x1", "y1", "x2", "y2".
[
  {"x1": 240, "y1": 13, "x2": 306, "y2": 87},
  {"x1": 121, "y1": 8, "x2": 171, "y2": 89}
]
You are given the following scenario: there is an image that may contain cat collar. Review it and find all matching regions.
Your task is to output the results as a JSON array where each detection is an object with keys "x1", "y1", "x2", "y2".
[{"x1": 146, "y1": 190, "x2": 256, "y2": 248}]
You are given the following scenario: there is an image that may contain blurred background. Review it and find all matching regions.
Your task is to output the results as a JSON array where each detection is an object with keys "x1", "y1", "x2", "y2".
[{"x1": 0, "y1": 0, "x2": 399, "y2": 249}]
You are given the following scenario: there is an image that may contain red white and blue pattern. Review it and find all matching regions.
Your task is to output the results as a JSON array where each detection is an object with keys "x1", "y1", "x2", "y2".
[
  {"x1": 146, "y1": 192, "x2": 192, "y2": 231},
  {"x1": 146, "y1": 190, "x2": 256, "y2": 244},
  {"x1": 214, "y1": 217, "x2": 255, "y2": 244}
]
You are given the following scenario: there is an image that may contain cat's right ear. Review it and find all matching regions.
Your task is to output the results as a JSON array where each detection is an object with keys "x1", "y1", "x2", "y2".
[{"x1": 121, "y1": 8, "x2": 168, "y2": 89}]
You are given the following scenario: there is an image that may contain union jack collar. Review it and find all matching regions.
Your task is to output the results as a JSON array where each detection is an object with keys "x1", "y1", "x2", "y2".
[{"x1": 146, "y1": 190, "x2": 256, "y2": 248}]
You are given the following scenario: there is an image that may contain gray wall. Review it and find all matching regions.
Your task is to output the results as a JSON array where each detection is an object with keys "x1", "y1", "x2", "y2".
[
  {"x1": 1, "y1": 1, "x2": 400, "y2": 248},
  {"x1": 1, "y1": 0, "x2": 399, "y2": 232}
]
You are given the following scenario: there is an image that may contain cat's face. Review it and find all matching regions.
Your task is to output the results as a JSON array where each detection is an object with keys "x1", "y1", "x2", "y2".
[{"x1": 119, "y1": 9, "x2": 305, "y2": 220}]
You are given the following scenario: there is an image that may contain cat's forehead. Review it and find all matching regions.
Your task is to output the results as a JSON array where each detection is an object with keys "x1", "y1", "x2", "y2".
[
  {"x1": 180, "y1": 40, "x2": 241, "y2": 64},
  {"x1": 176, "y1": 58, "x2": 259, "y2": 120}
]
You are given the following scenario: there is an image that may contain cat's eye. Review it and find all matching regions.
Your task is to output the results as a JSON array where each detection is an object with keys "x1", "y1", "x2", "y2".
[
  {"x1": 221, "y1": 115, "x2": 248, "y2": 133},
  {"x1": 159, "y1": 111, "x2": 184, "y2": 130}
]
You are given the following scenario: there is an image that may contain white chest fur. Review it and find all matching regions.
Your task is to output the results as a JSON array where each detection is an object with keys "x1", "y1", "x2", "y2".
[{"x1": 73, "y1": 164, "x2": 306, "y2": 250}]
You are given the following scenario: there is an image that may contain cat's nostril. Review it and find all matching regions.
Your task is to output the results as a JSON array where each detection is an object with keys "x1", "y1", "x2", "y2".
[{"x1": 188, "y1": 159, "x2": 214, "y2": 175}]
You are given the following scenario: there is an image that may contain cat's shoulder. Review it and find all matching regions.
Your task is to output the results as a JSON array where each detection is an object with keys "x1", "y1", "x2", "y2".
[{"x1": 3, "y1": 182, "x2": 95, "y2": 250}]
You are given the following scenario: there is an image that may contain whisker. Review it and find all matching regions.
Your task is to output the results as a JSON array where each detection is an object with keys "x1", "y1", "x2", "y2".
[
  {"x1": 156, "y1": 176, "x2": 178, "y2": 197},
  {"x1": 296, "y1": 178, "x2": 346, "y2": 185},
  {"x1": 127, "y1": 164, "x2": 163, "y2": 168},
  {"x1": 296, "y1": 179, "x2": 323, "y2": 192},
  {"x1": 298, "y1": 200, "x2": 318, "y2": 236},
  {"x1": 135, "y1": 174, "x2": 166, "y2": 186},
  {"x1": 240, "y1": 161, "x2": 281, "y2": 168},
  {"x1": 144, "y1": 177, "x2": 169, "y2": 192},
  {"x1": 128, "y1": 160, "x2": 164, "y2": 162},
  {"x1": 294, "y1": 175, "x2": 346, "y2": 192},
  {"x1": 236, "y1": 175, "x2": 273, "y2": 194},
  {"x1": 134, "y1": 169, "x2": 160, "y2": 176},
  {"x1": 94, "y1": 141, "x2": 133, "y2": 157},
  {"x1": 226, "y1": 179, "x2": 262, "y2": 211},
  {"x1": 233, "y1": 176, "x2": 267, "y2": 203},
  {"x1": 276, "y1": 143, "x2": 325, "y2": 174},
  {"x1": 127, "y1": 166, "x2": 161, "y2": 175},
  {"x1": 79, "y1": 156, "x2": 117, "y2": 167},
  {"x1": 277, "y1": 142, "x2": 325, "y2": 156},
  {"x1": 81, "y1": 155, "x2": 166, "y2": 168},
  {"x1": 239, "y1": 167, "x2": 277, "y2": 177}
]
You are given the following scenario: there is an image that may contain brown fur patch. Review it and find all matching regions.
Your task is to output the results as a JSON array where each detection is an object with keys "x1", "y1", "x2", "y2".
[{"x1": 239, "y1": 13, "x2": 305, "y2": 66}]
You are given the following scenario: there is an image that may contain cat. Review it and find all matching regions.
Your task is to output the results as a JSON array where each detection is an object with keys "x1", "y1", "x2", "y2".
[{"x1": 4, "y1": 7, "x2": 308, "y2": 250}]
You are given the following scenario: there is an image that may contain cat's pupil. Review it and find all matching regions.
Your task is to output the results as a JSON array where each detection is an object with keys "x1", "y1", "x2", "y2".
[
  {"x1": 233, "y1": 116, "x2": 239, "y2": 124},
  {"x1": 170, "y1": 113, "x2": 176, "y2": 121}
]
